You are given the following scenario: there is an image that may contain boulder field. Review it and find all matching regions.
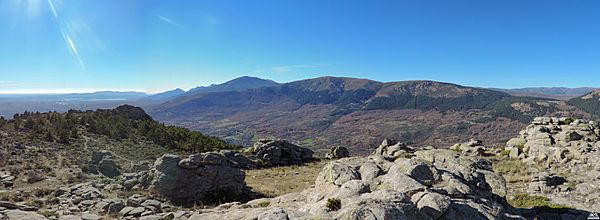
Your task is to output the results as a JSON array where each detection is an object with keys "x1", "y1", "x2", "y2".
[
  {"x1": 503, "y1": 117, "x2": 600, "y2": 213},
  {"x1": 4, "y1": 119, "x2": 600, "y2": 219},
  {"x1": 192, "y1": 142, "x2": 553, "y2": 219}
]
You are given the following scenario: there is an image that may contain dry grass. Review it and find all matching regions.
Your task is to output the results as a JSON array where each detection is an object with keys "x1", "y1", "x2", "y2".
[
  {"x1": 493, "y1": 160, "x2": 532, "y2": 183},
  {"x1": 245, "y1": 160, "x2": 329, "y2": 197}
]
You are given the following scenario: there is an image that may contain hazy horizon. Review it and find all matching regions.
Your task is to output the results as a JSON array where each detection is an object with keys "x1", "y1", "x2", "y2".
[{"x1": 0, "y1": 75, "x2": 598, "y2": 95}]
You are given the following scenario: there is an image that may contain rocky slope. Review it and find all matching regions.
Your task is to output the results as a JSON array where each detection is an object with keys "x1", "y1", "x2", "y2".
[
  {"x1": 195, "y1": 146, "x2": 517, "y2": 219},
  {"x1": 174, "y1": 140, "x2": 590, "y2": 219},
  {"x1": 2, "y1": 117, "x2": 597, "y2": 219},
  {"x1": 0, "y1": 141, "x2": 317, "y2": 220},
  {"x1": 150, "y1": 76, "x2": 589, "y2": 154},
  {"x1": 502, "y1": 116, "x2": 600, "y2": 212}
]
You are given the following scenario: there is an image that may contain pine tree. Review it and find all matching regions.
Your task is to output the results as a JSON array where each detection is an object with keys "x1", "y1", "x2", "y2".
[
  {"x1": 24, "y1": 119, "x2": 35, "y2": 129},
  {"x1": 13, "y1": 119, "x2": 20, "y2": 130},
  {"x1": 0, "y1": 116, "x2": 5, "y2": 127},
  {"x1": 45, "y1": 130, "x2": 55, "y2": 142},
  {"x1": 58, "y1": 130, "x2": 70, "y2": 144},
  {"x1": 70, "y1": 128, "x2": 79, "y2": 139}
]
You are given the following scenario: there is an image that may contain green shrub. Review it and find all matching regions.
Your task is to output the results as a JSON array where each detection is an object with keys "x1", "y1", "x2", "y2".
[
  {"x1": 509, "y1": 193, "x2": 570, "y2": 209},
  {"x1": 326, "y1": 198, "x2": 342, "y2": 212},
  {"x1": 38, "y1": 210, "x2": 59, "y2": 218},
  {"x1": 80, "y1": 164, "x2": 98, "y2": 174},
  {"x1": 566, "y1": 181, "x2": 578, "y2": 190},
  {"x1": 498, "y1": 149, "x2": 511, "y2": 157},
  {"x1": 563, "y1": 118, "x2": 575, "y2": 125},
  {"x1": 393, "y1": 151, "x2": 414, "y2": 159},
  {"x1": 258, "y1": 201, "x2": 270, "y2": 208},
  {"x1": 25, "y1": 199, "x2": 44, "y2": 208}
]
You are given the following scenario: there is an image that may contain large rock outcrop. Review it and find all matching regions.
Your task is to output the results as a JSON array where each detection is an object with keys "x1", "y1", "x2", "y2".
[
  {"x1": 0, "y1": 171, "x2": 15, "y2": 188},
  {"x1": 450, "y1": 139, "x2": 488, "y2": 156},
  {"x1": 193, "y1": 145, "x2": 527, "y2": 219},
  {"x1": 372, "y1": 139, "x2": 416, "y2": 161},
  {"x1": 250, "y1": 139, "x2": 314, "y2": 166},
  {"x1": 150, "y1": 154, "x2": 246, "y2": 204},
  {"x1": 87, "y1": 150, "x2": 121, "y2": 178},
  {"x1": 503, "y1": 117, "x2": 600, "y2": 212},
  {"x1": 326, "y1": 146, "x2": 350, "y2": 159},
  {"x1": 506, "y1": 117, "x2": 599, "y2": 164}
]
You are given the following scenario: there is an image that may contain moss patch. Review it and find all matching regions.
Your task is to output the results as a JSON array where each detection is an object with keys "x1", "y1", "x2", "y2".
[
  {"x1": 509, "y1": 193, "x2": 571, "y2": 210},
  {"x1": 258, "y1": 201, "x2": 270, "y2": 207}
]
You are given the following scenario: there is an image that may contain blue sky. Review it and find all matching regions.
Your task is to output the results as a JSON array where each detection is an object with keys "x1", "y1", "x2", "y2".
[{"x1": 0, "y1": 0, "x2": 599, "y2": 93}]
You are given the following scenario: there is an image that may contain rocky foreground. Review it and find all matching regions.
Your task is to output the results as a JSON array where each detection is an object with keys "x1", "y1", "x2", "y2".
[
  {"x1": 194, "y1": 140, "x2": 590, "y2": 220},
  {"x1": 503, "y1": 117, "x2": 600, "y2": 212},
  {"x1": 3, "y1": 117, "x2": 600, "y2": 219},
  {"x1": 0, "y1": 139, "x2": 316, "y2": 220}
]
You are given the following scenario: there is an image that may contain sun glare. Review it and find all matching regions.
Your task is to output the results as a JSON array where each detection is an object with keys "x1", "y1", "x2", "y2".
[
  {"x1": 10, "y1": 0, "x2": 87, "y2": 69},
  {"x1": 19, "y1": 0, "x2": 44, "y2": 18}
]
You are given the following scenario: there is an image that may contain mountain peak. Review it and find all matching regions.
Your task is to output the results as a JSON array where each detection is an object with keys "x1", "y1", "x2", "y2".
[
  {"x1": 221, "y1": 76, "x2": 278, "y2": 86},
  {"x1": 231, "y1": 76, "x2": 268, "y2": 81},
  {"x1": 187, "y1": 76, "x2": 279, "y2": 94}
]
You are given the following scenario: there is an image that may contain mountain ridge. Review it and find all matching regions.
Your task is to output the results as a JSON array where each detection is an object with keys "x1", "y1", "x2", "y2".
[
  {"x1": 491, "y1": 87, "x2": 596, "y2": 100},
  {"x1": 567, "y1": 88, "x2": 600, "y2": 117},
  {"x1": 148, "y1": 76, "x2": 589, "y2": 154}
]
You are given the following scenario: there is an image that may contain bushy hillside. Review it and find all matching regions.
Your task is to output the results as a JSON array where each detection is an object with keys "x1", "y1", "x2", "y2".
[
  {"x1": 4, "y1": 105, "x2": 238, "y2": 153},
  {"x1": 567, "y1": 90, "x2": 600, "y2": 117}
]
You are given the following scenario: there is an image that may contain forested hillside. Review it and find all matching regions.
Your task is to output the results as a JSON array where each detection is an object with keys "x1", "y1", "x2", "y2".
[
  {"x1": 150, "y1": 77, "x2": 588, "y2": 154},
  {"x1": 2, "y1": 105, "x2": 238, "y2": 153},
  {"x1": 567, "y1": 90, "x2": 600, "y2": 117}
]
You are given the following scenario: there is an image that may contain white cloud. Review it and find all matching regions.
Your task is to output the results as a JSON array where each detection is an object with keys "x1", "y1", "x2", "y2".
[
  {"x1": 158, "y1": 15, "x2": 185, "y2": 29},
  {"x1": 258, "y1": 63, "x2": 332, "y2": 74},
  {"x1": 0, "y1": 81, "x2": 24, "y2": 87}
]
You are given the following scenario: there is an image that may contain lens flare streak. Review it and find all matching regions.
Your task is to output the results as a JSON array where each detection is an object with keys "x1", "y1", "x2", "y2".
[
  {"x1": 47, "y1": 0, "x2": 57, "y2": 18},
  {"x1": 47, "y1": 0, "x2": 86, "y2": 69}
]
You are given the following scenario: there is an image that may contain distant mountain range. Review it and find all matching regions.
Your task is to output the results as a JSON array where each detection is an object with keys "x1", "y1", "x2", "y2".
[
  {"x1": 1, "y1": 76, "x2": 599, "y2": 155},
  {"x1": 147, "y1": 76, "x2": 596, "y2": 154},
  {"x1": 0, "y1": 91, "x2": 149, "y2": 118},
  {"x1": 0, "y1": 77, "x2": 277, "y2": 117},
  {"x1": 0, "y1": 91, "x2": 147, "y2": 101},
  {"x1": 491, "y1": 87, "x2": 596, "y2": 100}
]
